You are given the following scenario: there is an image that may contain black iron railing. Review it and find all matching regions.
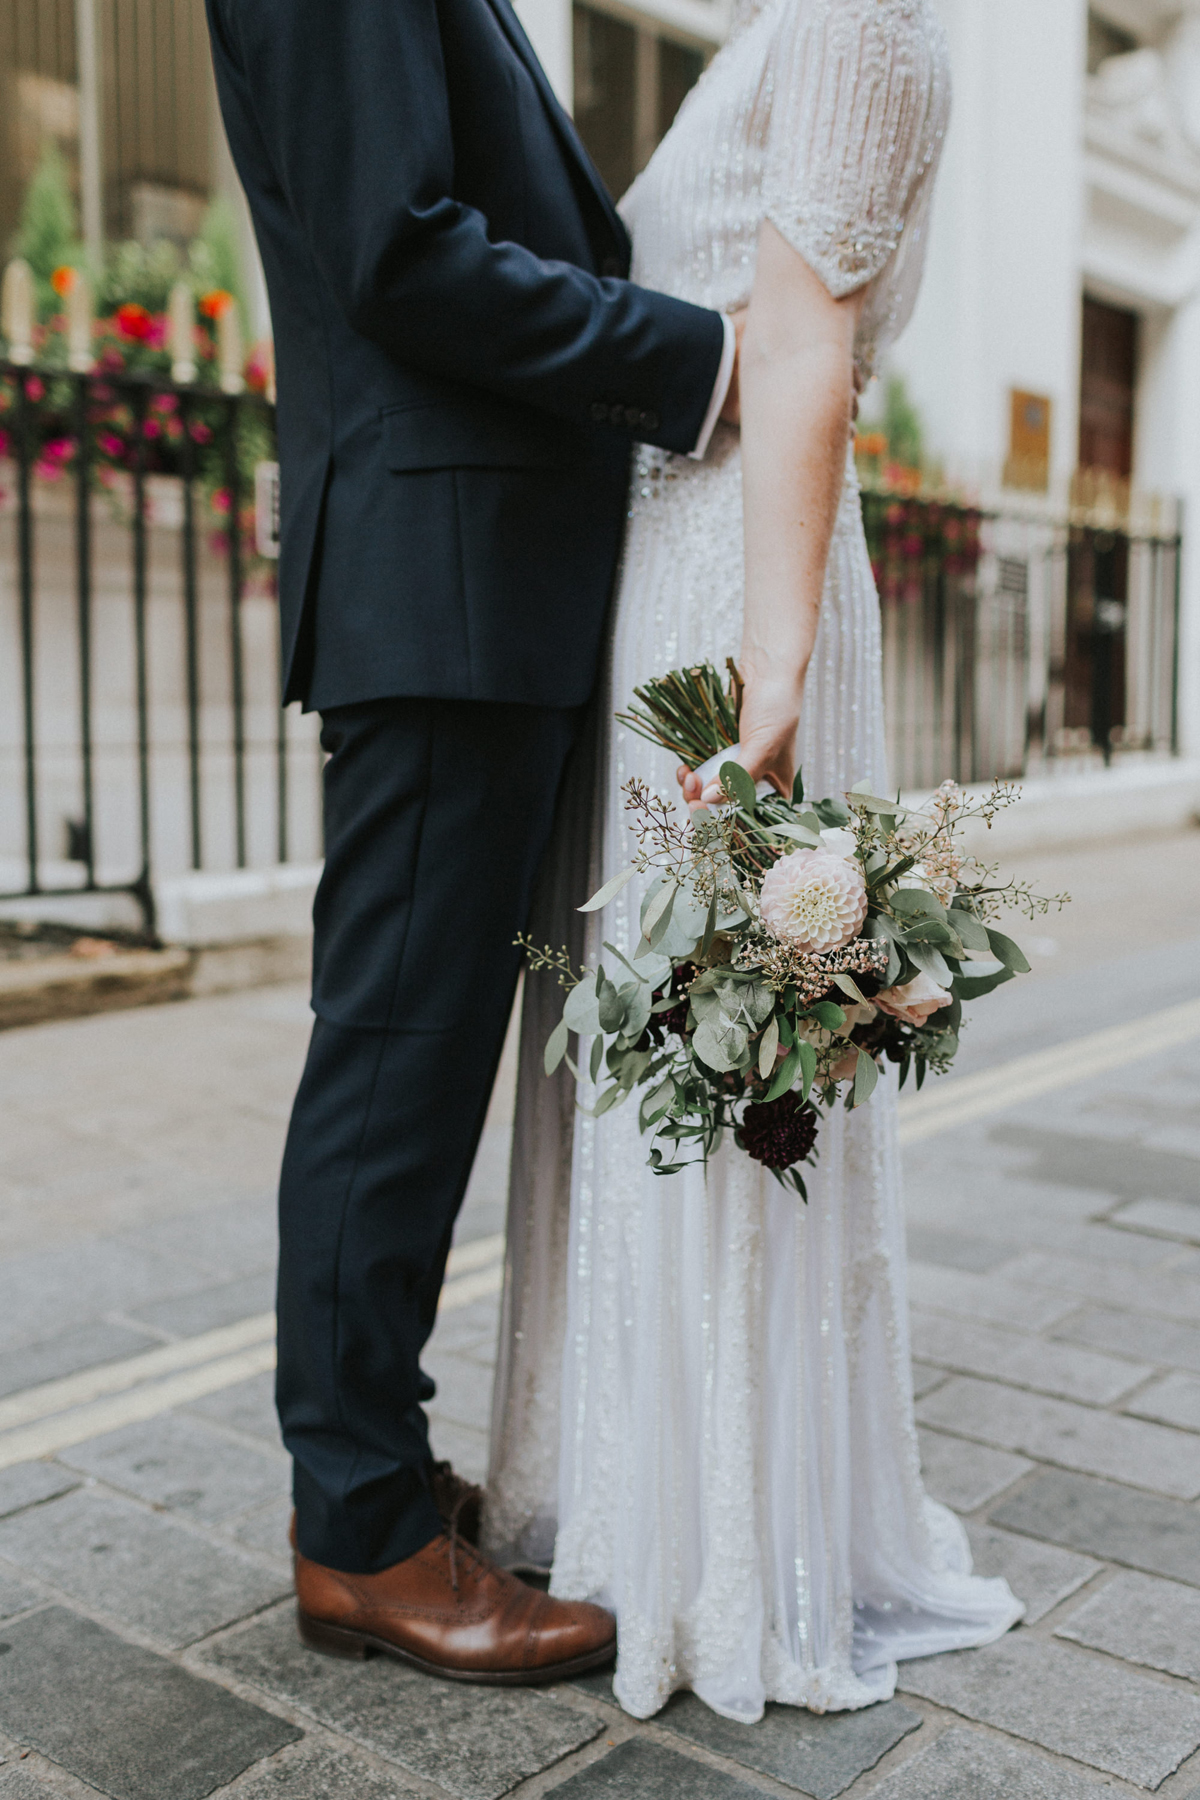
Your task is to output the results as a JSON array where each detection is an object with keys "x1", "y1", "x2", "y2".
[
  {"x1": 862, "y1": 489, "x2": 1182, "y2": 792},
  {"x1": 0, "y1": 360, "x2": 320, "y2": 935}
]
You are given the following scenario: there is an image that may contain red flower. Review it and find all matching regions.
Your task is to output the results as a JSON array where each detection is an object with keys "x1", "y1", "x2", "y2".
[
  {"x1": 116, "y1": 304, "x2": 154, "y2": 342},
  {"x1": 211, "y1": 487, "x2": 232, "y2": 514},
  {"x1": 25, "y1": 377, "x2": 45, "y2": 402},
  {"x1": 199, "y1": 289, "x2": 234, "y2": 320}
]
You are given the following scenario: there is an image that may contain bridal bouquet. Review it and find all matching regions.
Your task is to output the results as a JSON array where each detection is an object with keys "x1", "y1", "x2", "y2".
[{"x1": 523, "y1": 663, "x2": 1064, "y2": 1196}]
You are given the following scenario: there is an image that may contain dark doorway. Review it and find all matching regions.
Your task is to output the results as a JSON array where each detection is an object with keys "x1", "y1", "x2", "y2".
[
  {"x1": 572, "y1": 4, "x2": 706, "y2": 203},
  {"x1": 1066, "y1": 297, "x2": 1138, "y2": 756}
]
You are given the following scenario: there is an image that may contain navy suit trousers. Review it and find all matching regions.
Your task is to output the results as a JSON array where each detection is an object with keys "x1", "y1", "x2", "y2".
[{"x1": 277, "y1": 696, "x2": 579, "y2": 1572}]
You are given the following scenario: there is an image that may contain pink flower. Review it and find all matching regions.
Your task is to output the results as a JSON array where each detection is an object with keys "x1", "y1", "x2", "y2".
[
  {"x1": 758, "y1": 848, "x2": 868, "y2": 954},
  {"x1": 874, "y1": 971, "x2": 952, "y2": 1027}
]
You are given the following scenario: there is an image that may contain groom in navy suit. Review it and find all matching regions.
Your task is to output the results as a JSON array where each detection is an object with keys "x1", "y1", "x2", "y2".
[{"x1": 206, "y1": 0, "x2": 736, "y2": 1679}]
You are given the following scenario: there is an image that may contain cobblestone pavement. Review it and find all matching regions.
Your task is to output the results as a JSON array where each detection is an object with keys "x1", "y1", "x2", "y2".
[{"x1": 1, "y1": 830, "x2": 1200, "y2": 1799}]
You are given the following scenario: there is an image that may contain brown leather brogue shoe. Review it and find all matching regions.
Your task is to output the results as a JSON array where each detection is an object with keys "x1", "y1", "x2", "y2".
[{"x1": 294, "y1": 1532, "x2": 615, "y2": 1684}]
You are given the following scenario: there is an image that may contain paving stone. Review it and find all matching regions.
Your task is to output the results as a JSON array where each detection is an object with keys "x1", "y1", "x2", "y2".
[
  {"x1": 993, "y1": 1123, "x2": 1200, "y2": 1208},
  {"x1": 231, "y1": 1497, "x2": 293, "y2": 1560},
  {"x1": 911, "y1": 1362, "x2": 945, "y2": 1400},
  {"x1": 869, "y1": 1725, "x2": 1121, "y2": 1799},
  {"x1": 426, "y1": 1295, "x2": 501, "y2": 1357},
  {"x1": 0, "y1": 1319, "x2": 160, "y2": 1400},
  {"x1": 1055, "y1": 1569, "x2": 1200, "y2": 1679},
  {"x1": 129, "y1": 1269, "x2": 276, "y2": 1337},
  {"x1": 1002, "y1": 1250, "x2": 1200, "y2": 1324},
  {"x1": 0, "y1": 1238, "x2": 214, "y2": 1356},
  {"x1": 917, "y1": 1427, "x2": 1031, "y2": 1513},
  {"x1": 909, "y1": 1309, "x2": 1150, "y2": 1405},
  {"x1": 905, "y1": 1226, "x2": 1016, "y2": 1273},
  {"x1": 1059, "y1": 1305, "x2": 1200, "y2": 1373},
  {"x1": 1113, "y1": 1197, "x2": 1200, "y2": 1243},
  {"x1": 0, "y1": 1488, "x2": 289, "y2": 1646},
  {"x1": 0, "y1": 1572, "x2": 41, "y2": 1622},
  {"x1": 964, "y1": 1520, "x2": 1100, "y2": 1624},
  {"x1": 113, "y1": 1197, "x2": 278, "y2": 1279},
  {"x1": 0, "y1": 1606, "x2": 299, "y2": 1800},
  {"x1": 0, "y1": 1463, "x2": 78, "y2": 1521},
  {"x1": 906, "y1": 1264, "x2": 1078, "y2": 1332},
  {"x1": 0, "y1": 1772, "x2": 58, "y2": 1799},
  {"x1": 186, "y1": 1370, "x2": 282, "y2": 1448},
  {"x1": 917, "y1": 1375, "x2": 1200, "y2": 1498},
  {"x1": 426, "y1": 1416, "x2": 489, "y2": 1486},
  {"x1": 423, "y1": 1350, "x2": 495, "y2": 1435},
  {"x1": 992, "y1": 1468, "x2": 1200, "y2": 1586},
  {"x1": 657, "y1": 1691, "x2": 921, "y2": 1799},
  {"x1": 898, "y1": 1634, "x2": 1200, "y2": 1788},
  {"x1": 202, "y1": 1605, "x2": 602, "y2": 1800},
  {"x1": 547, "y1": 1740, "x2": 764, "y2": 1800},
  {"x1": 224, "y1": 1742, "x2": 425, "y2": 1799},
  {"x1": 62, "y1": 1412, "x2": 288, "y2": 1521},
  {"x1": 1125, "y1": 1370, "x2": 1200, "y2": 1432}
]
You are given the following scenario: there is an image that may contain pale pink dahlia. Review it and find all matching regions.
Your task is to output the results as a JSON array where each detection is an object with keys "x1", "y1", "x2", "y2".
[{"x1": 758, "y1": 849, "x2": 868, "y2": 954}]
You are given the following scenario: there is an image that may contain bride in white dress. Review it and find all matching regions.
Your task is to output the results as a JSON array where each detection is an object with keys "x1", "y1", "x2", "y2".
[{"x1": 484, "y1": 0, "x2": 1024, "y2": 1723}]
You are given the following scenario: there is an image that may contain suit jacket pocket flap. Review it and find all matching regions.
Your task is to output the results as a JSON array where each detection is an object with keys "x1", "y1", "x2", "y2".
[{"x1": 383, "y1": 400, "x2": 568, "y2": 471}]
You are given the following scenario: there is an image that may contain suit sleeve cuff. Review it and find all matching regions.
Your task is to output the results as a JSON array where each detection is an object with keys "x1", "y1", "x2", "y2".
[{"x1": 688, "y1": 314, "x2": 736, "y2": 460}]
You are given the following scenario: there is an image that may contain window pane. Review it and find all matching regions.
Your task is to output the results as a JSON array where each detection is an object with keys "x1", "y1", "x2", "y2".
[
  {"x1": 659, "y1": 38, "x2": 704, "y2": 137},
  {"x1": 572, "y1": 3, "x2": 636, "y2": 201}
]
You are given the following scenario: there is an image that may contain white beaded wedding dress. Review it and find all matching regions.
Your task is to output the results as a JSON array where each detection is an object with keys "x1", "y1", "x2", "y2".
[{"x1": 484, "y1": 0, "x2": 1023, "y2": 1724}]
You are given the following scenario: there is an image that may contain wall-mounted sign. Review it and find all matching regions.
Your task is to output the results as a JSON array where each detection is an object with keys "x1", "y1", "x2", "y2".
[{"x1": 1004, "y1": 389, "x2": 1052, "y2": 492}]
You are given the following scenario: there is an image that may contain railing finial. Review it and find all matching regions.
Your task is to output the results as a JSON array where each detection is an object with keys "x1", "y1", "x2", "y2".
[
  {"x1": 67, "y1": 270, "x2": 95, "y2": 373},
  {"x1": 1, "y1": 259, "x2": 35, "y2": 365},
  {"x1": 218, "y1": 302, "x2": 245, "y2": 396},
  {"x1": 169, "y1": 281, "x2": 197, "y2": 384}
]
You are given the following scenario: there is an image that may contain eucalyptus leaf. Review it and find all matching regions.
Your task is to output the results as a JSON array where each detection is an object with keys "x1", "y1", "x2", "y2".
[
  {"x1": 947, "y1": 905, "x2": 990, "y2": 952},
  {"x1": 953, "y1": 965, "x2": 1015, "y2": 1000},
  {"x1": 597, "y1": 975, "x2": 624, "y2": 1033},
  {"x1": 589, "y1": 1033, "x2": 604, "y2": 1083},
  {"x1": 906, "y1": 941, "x2": 953, "y2": 985},
  {"x1": 763, "y1": 1044, "x2": 800, "y2": 1103},
  {"x1": 813, "y1": 796, "x2": 850, "y2": 827},
  {"x1": 721, "y1": 759, "x2": 758, "y2": 813},
  {"x1": 986, "y1": 927, "x2": 1032, "y2": 974},
  {"x1": 890, "y1": 886, "x2": 948, "y2": 924},
  {"x1": 693, "y1": 1014, "x2": 748, "y2": 1073},
  {"x1": 852, "y1": 1049, "x2": 878, "y2": 1108},
  {"x1": 810, "y1": 1000, "x2": 847, "y2": 1031},
  {"x1": 642, "y1": 878, "x2": 677, "y2": 940},
  {"x1": 700, "y1": 885, "x2": 719, "y2": 957},
  {"x1": 791, "y1": 769, "x2": 806, "y2": 804},
  {"x1": 593, "y1": 1084, "x2": 627, "y2": 1117},
  {"x1": 797, "y1": 1038, "x2": 817, "y2": 1100},
  {"x1": 563, "y1": 975, "x2": 601, "y2": 1035},
  {"x1": 849, "y1": 790, "x2": 899, "y2": 814},
  {"x1": 832, "y1": 972, "x2": 867, "y2": 1004},
  {"x1": 758, "y1": 1013, "x2": 780, "y2": 1079},
  {"x1": 647, "y1": 886, "x2": 678, "y2": 951},
  {"x1": 544, "y1": 1016, "x2": 569, "y2": 1076},
  {"x1": 579, "y1": 864, "x2": 637, "y2": 913}
]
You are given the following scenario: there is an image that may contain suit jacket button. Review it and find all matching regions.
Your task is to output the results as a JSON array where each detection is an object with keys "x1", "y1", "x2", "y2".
[
  {"x1": 601, "y1": 256, "x2": 621, "y2": 277},
  {"x1": 609, "y1": 404, "x2": 625, "y2": 425},
  {"x1": 641, "y1": 410, "x2": 659, "y2": 431},
  {"x1": 590, "y1": 401, "x2": 608, "y2": 423},
  {"x1": 624, "y1": 405, "x2": 641, "y2": 428}
]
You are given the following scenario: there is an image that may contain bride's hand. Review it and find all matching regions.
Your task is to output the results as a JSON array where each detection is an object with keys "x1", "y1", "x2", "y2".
[{"x1": 676, "y1": 668, "x2": 804, "y2": 808}]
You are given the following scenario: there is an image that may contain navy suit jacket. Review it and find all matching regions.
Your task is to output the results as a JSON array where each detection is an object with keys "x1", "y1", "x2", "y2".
[{"x1": 205, "y1": 0, "x2": 726, "y2": 710}]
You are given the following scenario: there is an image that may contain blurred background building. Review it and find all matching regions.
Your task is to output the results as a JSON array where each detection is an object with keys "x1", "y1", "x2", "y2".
[{"x1": 1, "y1": 0, "x2": 1198, "y2": 959}]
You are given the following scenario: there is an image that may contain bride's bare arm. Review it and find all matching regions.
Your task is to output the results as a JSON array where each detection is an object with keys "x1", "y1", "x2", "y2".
[{"x1": 686, "y1": 222, "x2": 865, "y2": 805}]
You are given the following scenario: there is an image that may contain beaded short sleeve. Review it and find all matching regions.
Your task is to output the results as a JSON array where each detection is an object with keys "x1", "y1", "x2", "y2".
[{"x1": 760, "y1": 0, "x2": 950, "y2": 345}]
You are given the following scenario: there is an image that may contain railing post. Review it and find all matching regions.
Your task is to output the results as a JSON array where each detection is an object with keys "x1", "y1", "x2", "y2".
[
  {"x1": 15, "y1": 368, "x2": 38, "y2": 892},
  {"x1": 74, "y1": 372, "x2": 96, "y2": 887},
  {"x1": 131, "y1": 385, "x2": 154, "y2": 930},
  {"x1": 226, "y1": 395, "x2": 247, "y2": 867},
  {"x1": 180, "y1": 391, "x2": 203, "y2": 869}
]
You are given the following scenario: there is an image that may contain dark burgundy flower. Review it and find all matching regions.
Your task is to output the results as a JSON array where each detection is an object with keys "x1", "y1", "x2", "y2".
[{"x1": 739, "y1": 1092, "x2": 818, "y2": 1171}]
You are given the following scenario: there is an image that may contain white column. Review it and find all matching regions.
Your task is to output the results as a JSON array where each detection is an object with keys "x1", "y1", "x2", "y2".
[
  {"x1": 74, "y1": 0, "x2": 104, "y2": 265},
  {"x1": 207, "y1": 61, "x2": 272, "y2": 341},
  {"x1": 514, "y1": 0, "x2": 574, "y2": 109}
]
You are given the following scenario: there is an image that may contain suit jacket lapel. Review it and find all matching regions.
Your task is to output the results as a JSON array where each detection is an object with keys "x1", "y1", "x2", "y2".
[{"x1": 482, "y1": 0, "x2": 629, "y2": 251}]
